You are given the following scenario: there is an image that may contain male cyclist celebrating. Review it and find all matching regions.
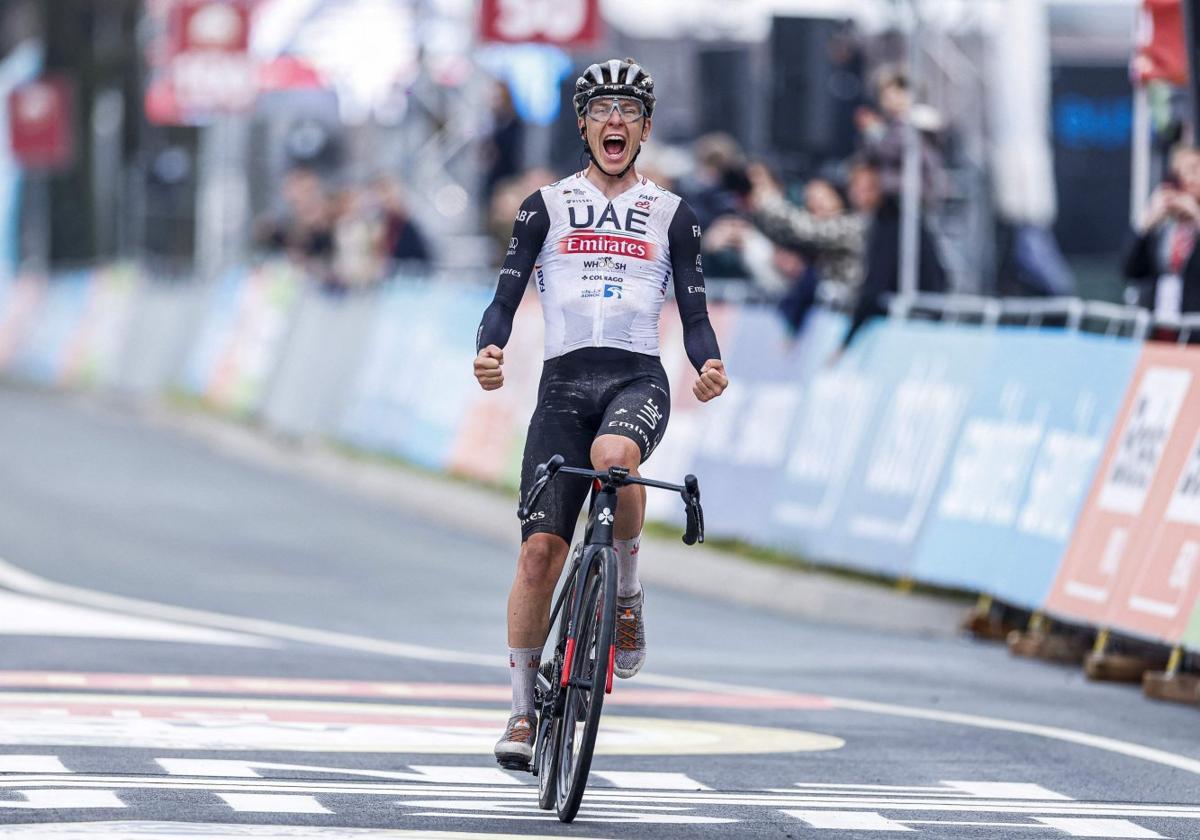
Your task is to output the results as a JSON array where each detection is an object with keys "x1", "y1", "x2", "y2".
[{"x1": 473, "y1": 59, "x2": 729, "y2": 768}]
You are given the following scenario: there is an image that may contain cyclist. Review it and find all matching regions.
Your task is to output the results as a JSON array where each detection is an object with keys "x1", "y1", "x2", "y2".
[{"x1": 473, "y1": 59, "x2": 729, "y2": 767}]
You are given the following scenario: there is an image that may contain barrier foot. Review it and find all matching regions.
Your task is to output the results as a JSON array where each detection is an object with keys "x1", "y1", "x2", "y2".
[
  {"x1": 1007, "y1": 629, "x2": 1089, "y2": 665},
  {"x1": 961, "y1": 595, "x2": 1019, "y2": 641},
  {"x1": 1141, "y1": 671, "x2": 1200, "y2": 706},
  {"x1": 1085, "y1": 651, "x2": 1163, "y2": 683}
]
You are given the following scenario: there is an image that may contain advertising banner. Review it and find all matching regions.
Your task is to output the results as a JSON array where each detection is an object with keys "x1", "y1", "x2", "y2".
[
  {"x1": 911, "y1": 331, "x2": 1139, "y2": 603},
  {"x1": 8, "y1": 75, "x2": 74, "y2": 171},
  {"x1": 683, "y1": 306, "x2": 844, "y2": 542},
  {"x1": 1044, "y1": 344, "x2": 1200, "y2": 627},
  {"x1": 342, "y1": 281, "x2": 491, "y2": 471},
  {"x1": 60, "y1": 264, "x2": 141, "y2": 389},
  {"x1": 479, "y1": 0, "x2": 603, "y2": 47},
  {"x1": 181, "y1": 262, "x2": 301, "y2": 414},
  {"x1": 772, "y1": 321, "x2": 996, "y2": 576},
  {"x1": 8, "y1": 270, "x2": 91, "y2": 384},
  {"x1": 1096, "y1": 345, "x2": 1200, "y2": 643}
]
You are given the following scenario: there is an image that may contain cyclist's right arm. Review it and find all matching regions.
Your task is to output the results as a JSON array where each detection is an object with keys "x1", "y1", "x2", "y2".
[
  {"x1": 477, "y1": 191, "x2": 550, "y2": 352},
  {"x1": 475, "y1": 191, "x2": 550, "y2": 390}
]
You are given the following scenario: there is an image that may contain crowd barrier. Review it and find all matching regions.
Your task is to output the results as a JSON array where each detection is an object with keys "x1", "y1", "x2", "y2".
[{"x1": 0, "y1": 261, "x2": 1198, "y2": 663}]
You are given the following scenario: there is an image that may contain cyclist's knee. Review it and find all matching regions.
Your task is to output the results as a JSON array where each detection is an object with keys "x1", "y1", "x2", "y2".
[
  {"x1": 517, "y1": 533, "x2": 568, "y2": 590},
  {"x1": 591, "y1": 435, "x2": 641, "y2": 473}
]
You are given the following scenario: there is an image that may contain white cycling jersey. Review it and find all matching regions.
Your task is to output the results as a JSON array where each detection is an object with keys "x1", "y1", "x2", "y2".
[
  {"x1": 478, "y1": 170, "x2": 716, "y2": 372},
  {"x1": 527, "y1": 172, "x2": 682, "y2": 360}
]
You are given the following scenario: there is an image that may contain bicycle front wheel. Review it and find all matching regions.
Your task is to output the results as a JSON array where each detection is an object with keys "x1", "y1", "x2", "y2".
[{"x1": 553, "y1": 546, "x2": 616, "y2": 822}]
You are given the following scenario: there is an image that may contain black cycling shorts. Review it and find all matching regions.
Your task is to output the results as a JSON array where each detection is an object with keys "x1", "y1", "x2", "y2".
[{"x1": 519, "y1": 347, "x2": 671, "y2": 544}]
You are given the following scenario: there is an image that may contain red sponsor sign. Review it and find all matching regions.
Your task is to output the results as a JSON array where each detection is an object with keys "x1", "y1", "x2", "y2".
[
  {"x1": 145, "y1": 0, "x2": 257, "y2": 125},
  {"x1": 559, "y1": 233, "x2": 656, "y2": 261},
  {"x1": 1044, "y1": 344, "x2": 1200, "y2": 637},
  {"x1": 8, "y1": 76, "x2": 74, "y2": 171},
  {"x1": 1133, "y1": 0, "x2": 1187, "y2": 85},
  {"x1": 479, "y1": 0, "x2": 602, "y2": 47}
]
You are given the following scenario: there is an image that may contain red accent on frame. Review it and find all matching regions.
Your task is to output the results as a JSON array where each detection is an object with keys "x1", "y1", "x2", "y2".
[
  {"x1": 605, "y1": 644, "x2": 615, "y2": 694},
  {"x1": 560, "y1": 638, "x2": 576, "y2": 687}
]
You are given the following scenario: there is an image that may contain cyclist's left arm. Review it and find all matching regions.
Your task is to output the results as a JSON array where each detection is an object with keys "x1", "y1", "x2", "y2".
[{"x1": 668, "y1": 201, "x2": 728, "y2": 402}]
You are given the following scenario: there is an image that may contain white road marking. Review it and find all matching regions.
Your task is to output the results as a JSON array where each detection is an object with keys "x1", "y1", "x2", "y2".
[
  {"x1": 0, "y1": 756, "x2": 69, "y2": 773},
  {"x1": 0, "y1": 824, "x2": 599, "y2": 840},
  {"x1": 157, "y1": 759, "x2": 262, "y2": 777},
  {"x1": 0, "y1": 790, "x2": 124, "y2": 809},
  {"x1": 943, "y1": 781, "x2": 1074, "y2": 800},
  {"x1": 218, "y1": 793, "x2": 332, "y2": 814},
  {"x1": 591, "y1": 771, "x2": 711, "y2": 790},
  {"x1": 1034, "y1": 817, "x2": 1167, "y2": 838},
  {"x1": 0, "y1": 590, "x2": 275, "y2": 648},
  {"x1": 2, "y1": 555, "x2": 1200, "y2": 779},
  {"x1": 783, "y1": 810, "x2": 915, "y2": 830}
]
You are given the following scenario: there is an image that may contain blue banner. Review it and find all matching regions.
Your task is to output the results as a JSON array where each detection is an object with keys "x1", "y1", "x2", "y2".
[
  {"x1": 687, "y1": 306, "x2": 846, "y2": 543},
  {"x1": 10, "y1": 270, "x2": 92, "y2": 384},
  {"x1": 911, "y1": 330, "x2": 1139, "y2": 605},
  {"x1": 771, "y1": 321, "x2": 997, "y2": 576}
]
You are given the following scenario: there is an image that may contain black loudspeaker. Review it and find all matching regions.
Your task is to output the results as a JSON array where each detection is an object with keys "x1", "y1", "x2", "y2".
[
  {"x1": 697, "y1": 47, "x2": 752, "y2": 144},
  {"x1": 769, "y1": 16, "x2": 862, "y2": 157}
]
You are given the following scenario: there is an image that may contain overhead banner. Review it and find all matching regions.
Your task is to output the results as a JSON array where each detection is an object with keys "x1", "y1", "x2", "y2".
[
  {"x1": 911, "y1": 331, "x2": 1139, "y2": 604},
  {"x1": 1044, "y1": 344, "x2": 1200, "y2": 630}
]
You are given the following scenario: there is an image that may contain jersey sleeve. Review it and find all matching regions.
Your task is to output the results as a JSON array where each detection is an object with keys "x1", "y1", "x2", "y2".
[
  {"x1": 476, "y1": 191, "x2": 550, "y2": 352},
  {"x1": 668, "y1": 200, "x2": 722, "y2": 372}
]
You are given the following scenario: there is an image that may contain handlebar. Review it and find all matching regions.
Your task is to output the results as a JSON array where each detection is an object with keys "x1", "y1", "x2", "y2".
[{"x1": 519, "y1": 455, "x2": 705, "y2": 545}]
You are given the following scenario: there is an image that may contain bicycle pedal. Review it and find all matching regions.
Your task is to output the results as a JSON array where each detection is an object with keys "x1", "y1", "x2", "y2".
[{"x1": 496, "y1": 759, "x2": 532, "y2": 772}]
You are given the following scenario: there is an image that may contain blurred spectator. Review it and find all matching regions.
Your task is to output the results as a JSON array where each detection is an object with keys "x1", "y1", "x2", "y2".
[
  {"x1": 748, "y1": 165, "x2": 865, "y2": 291},
  {"x1": 481, "y1": 81, "x2": 525, "y2": 203},
  {"x1": 747, "y1": 165, "x2": 866, "y2": 334},
  {"x1": 1123, "y1": 145, "x2": 1200, "y2": 321},
  {"x1": 332, "y1": 186, "x2": 384, "y2": 288},
  {"x1": 840, "y1": 67, "x2": 948, "y2": 349},
  {"x1": 373, "y1": 177, "x2": 430, "y2": 266},
  {"x1": 677, "y1": 133, "x2": 749, "y2": 228},
  {"x1": 255, "y1": 167, "x2": 335, "y2": 265}
]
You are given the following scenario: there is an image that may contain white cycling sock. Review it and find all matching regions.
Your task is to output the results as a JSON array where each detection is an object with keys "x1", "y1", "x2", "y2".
[
  {"x1": 615, "y1": 535, "x2": 641, "y2": 599},
  {"x1": 508, "y1": 646, "x2": 541, "y2": 716}
]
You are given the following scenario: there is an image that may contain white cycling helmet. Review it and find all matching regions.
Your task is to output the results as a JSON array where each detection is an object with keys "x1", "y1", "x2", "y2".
[{"x1": 572, "y1": 58, "x2": 656, "y2": 119}]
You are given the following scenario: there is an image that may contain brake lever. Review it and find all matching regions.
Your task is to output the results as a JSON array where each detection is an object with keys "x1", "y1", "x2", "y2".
[
  {"x1": 681, "y1": 474, "x2": 704, "y2": 546},
  {"x1": 518, "y1": 455, "x2": 565, "y2": 519}
]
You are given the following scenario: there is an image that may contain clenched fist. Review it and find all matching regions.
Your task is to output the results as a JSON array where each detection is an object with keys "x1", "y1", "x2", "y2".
[
  {"x1": 474, "y1": 345, "x2": 505, "y2": 391},
  {"x1": 693, "y1": 359, "x2": 728, "y2": 403}
]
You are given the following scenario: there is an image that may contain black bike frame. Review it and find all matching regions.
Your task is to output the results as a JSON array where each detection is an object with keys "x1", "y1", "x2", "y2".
[{"x1": 560, "y1": 480, "x2": 619, "y2": 693}]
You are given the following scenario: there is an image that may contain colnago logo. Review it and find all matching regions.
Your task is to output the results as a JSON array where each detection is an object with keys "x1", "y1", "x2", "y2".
[{"x1": 560, "y1": 233, "x2": 656, "y2": 261}]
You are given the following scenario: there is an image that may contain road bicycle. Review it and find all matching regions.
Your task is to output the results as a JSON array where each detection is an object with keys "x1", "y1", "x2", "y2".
[{"x1": 501, "y1": 453, "x2": 704, "y2": 822}]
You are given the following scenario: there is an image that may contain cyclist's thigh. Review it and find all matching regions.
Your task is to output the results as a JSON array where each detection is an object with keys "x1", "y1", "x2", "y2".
[
  {"x1": 519, "y1": 368, "x2": 598, "y2": 544},
  {"x1": 597, "y1": 361, "x2": 671, "y2": 465}
]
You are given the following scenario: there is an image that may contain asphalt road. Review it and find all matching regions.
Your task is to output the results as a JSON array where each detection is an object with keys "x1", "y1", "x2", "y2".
[{"x1": 0, "y1": 383, "x2": 1198, "y2": 839}]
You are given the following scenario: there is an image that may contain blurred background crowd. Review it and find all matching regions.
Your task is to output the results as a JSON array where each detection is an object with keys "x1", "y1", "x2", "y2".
[{"x1": 1, "y1": 0, "x2": 1196, "y2": 335}]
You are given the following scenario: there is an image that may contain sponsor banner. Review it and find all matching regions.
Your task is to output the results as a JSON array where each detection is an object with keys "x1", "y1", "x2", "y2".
[
  {"x1": 0, "y1": 272, "x2": 46, "y2": 368},
  {"x1": 910, "y1": 331, "x2": 1139, "y2": 604},
  {"x1": 1096, "y1": 346, "x2": 1200, "y2": 643},
  {"x1": 1044, "y1": 344, "x2": 1200, "y2": 628},
  {"x1": 8, "y1": 270, "x2": 92, "y2": 384},
  {"x1": 773, "y1": 321, "x2": 996, "y2": 576},
  {"x1": 558, "y1": 232, "x2": 656, "y2": 261},
  {"x1": 60, "y1": 264, "x2": 142, "y2": 389},
  {"x1": 479, "y1": 0, "x2": 603, "y2": 47},
  {"x1": 683, "y1": 306, "x2": 845, "y2": 543},
  {"x1": 181, "y1": 262, "x2": 302, "y2": 415},
  {"x1": 341, "y1": 281, "x2": 491, "y2": 472}
]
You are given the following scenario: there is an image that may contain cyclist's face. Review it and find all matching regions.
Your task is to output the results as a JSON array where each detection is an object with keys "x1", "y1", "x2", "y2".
[{"x1": 579, "y1": 97, "x2": 651, "y2": 176}]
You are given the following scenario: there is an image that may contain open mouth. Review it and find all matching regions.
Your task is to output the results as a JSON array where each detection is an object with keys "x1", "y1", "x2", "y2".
[{"x1": 602, "y1": 134, "x2": 627, "y2": 163}]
